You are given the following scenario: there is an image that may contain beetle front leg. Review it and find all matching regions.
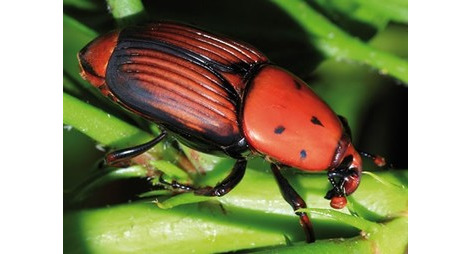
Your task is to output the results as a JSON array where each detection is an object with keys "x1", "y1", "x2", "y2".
[
  {"x1": 271, "y1": 163, "x2": 315, "y2": 243},
  {"x1": 106, "y1": 130, "x2": 167, "y2": 167}
]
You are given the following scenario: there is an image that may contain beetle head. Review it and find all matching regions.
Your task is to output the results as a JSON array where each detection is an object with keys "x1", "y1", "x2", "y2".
[
  {"x1": 325, "y1": 144, "x2": 362, "y2": 209},
  {"x1": 77, "y1": 30, "x2": 119, "y2": 87}
]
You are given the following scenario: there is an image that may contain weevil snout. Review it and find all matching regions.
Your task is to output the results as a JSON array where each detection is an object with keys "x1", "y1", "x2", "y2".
[{"x1": 325, "y1": 146, "x2": 363, "y2": 209}]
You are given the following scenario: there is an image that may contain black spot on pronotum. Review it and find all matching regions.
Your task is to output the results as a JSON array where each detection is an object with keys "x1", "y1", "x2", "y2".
[
  {"x1": 274, "y1": 126, "x2": 285, "y2": 134},
  {"x1": 311, "y1": 116, "x2": 324, "y2": 127},
  {"x1": 294, "y1": 80, "x2": 302, "y2": 90},
  {"x1": 300, "y1": 149, "x2": 307, "y2": 159}
]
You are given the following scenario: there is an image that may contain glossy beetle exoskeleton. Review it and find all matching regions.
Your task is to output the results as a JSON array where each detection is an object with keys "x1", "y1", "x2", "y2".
[{"x1": 78, "y1": 21, "x2": 385, "y2": 243}]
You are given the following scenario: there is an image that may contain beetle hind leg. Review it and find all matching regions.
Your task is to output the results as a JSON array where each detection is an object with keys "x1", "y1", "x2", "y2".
[
  {"x1": 105, "y1": 130, "x2": 167, "y2": 167},
  {"x1": 271, "y1": 163, "x2": 315, "y2": 243}
]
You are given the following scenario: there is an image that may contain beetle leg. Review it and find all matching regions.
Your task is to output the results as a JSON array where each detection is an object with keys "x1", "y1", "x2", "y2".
[
  {"x1": 158, "y1": 175, "x2": 195, "y2": 192},
  {"x1": 157, "y1": 159, "x2": 246, "y2": 196},
  {"x1": 105, "y1": 130, "x2": 167, "y2": 167},
  {"x1": 194, "y1": 159, "x2": 247, "y2": 197},
  {"x1": 271, "y1": 164, "x2": 315, "y2": 243}
]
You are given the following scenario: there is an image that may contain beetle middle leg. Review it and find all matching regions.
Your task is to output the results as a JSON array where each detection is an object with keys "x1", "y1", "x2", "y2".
[
  {"x1": 105, "y1": 130, "x2": 167, "y2": 167},
  {"x1": 271, "y1": 163, "x2": 315, "y2": 243},
  {"x1": 158, "y1": 159, "x2": 247, "y2": 197},
  {"x1": 194, "y1": 158, "x2": 247, "y2": 197},
  {"x1": 158, "y1": 175, "x2": 195, "y2": 192}
]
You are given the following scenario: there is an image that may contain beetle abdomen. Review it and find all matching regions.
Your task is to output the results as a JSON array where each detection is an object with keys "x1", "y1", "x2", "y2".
[{"x1": 105, "y1": 22, "x2": 267, "y2": 150}]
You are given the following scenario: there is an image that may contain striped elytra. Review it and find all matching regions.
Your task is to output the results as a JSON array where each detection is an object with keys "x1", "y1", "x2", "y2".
[{"x1": 81, "y1": 22, "x2": 267, "y2": 154}]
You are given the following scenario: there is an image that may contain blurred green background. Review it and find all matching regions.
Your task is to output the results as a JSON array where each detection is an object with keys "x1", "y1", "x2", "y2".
[{"x1": 64, "y1": 0, "x2": 407, "y2": 253}]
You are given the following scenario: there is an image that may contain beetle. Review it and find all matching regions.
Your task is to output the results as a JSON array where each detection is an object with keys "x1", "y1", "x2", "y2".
[{"x1": 77, "y1": 21, "x2": 386, "y2": 243}]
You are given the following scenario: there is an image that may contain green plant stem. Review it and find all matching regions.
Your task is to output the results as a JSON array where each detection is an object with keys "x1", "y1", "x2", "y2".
[
  {"x1": 63, "y1": 91, "x2": 195, "y2": 173},
  {"x1": 63, "y1": 15, "x2": 97, "y2": 89},
  {"x1": 355, "y1": 0, "x2": 408, "y2": 23},
  {"x1": 64, "y1": 170, "x2": 407, "y2": 253},
  {"x1": 271, "y1": 0, "x2": 408, "y2": 84},
  {"x1": 64, "y1": 0, "x2": 101, "y2": 11},
  {"x1": 253, "y1": 217, "x2": 407, "y2": 254},
  {"x1": 106, "y1": 0, "x2": 147, "y2": 27},
  {"x1": 67, "y1": 166, "x2": 149, "y2": 206},
  {"x1": 63, "y1": 92, "x2": 152, "y2": 148},
  {"x1": 314, "y1": 0, "x2": 407, "y2": 24},
  {"x1": 298, "y1": 208, "x2": 380, "y2": 233}
]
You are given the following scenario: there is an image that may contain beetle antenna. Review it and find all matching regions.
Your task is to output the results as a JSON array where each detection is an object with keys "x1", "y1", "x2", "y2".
[{"x1": 358, "y1": 150, "x2": 389, "y2": 168}]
